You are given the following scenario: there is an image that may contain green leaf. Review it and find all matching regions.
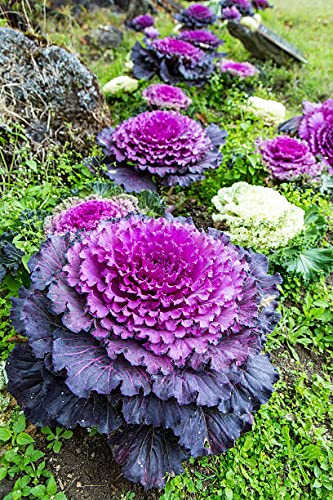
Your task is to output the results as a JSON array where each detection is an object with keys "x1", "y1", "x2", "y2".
[
  {"x1": 0, "y1": 428, "x2": 12, "y2": 442},
  {"x1": 29, "y1": 485, "x2": 46, "y2": 498},
  {"x1": 0, "y1": 467, "x2": 8, "y2": 480},
  {"x1": 284, "y1": 247, "x2": 333, "y2": 281},
  {"x1": 18, "y1": 475, "x2": 31, "y2": 488},
  {"x1": 16, "y1": 432, "x2": 35, "y2": 446},
  {"x1": 4, "y1": 449, "x2": 21, "y2": 464},
  {"x1": 13, "y1": 416, "x2": 26, "y2": 434},
  {"x1": 54, "y1": 493, "x2": 67, "y2": 500},
  {"x1": 61, "y1": 430, "x2": 73, "y2": 440},
  {"x1": 47, "y1": 476, "x2": 57, "y2": 496},
  {"x1": 53, "y1": 441, "x2": 62, "y2": 453}
]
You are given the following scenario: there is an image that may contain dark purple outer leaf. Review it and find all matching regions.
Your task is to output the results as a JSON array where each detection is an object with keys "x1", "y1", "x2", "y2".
[
  {"x1": 105, "y1": 167, "x2": 157, "y2": 193},
  {"x1": 11, "y1": 288, "x2": 61, "y2": 359},
  {"x1": 277, "y1": 115, "x2": 302, "y2": 136},
  {"x1": 109, "y1": 425, "x2": 189, "y2": 489},
  {"x1": 205, "y1": 124, "x2": 228, "y2": 149},
  {"x1": 28, "y1": 235, "x2": 69, "y2": 290},
  {"x1": 52, "y1": 330, "x2": 151, "y2": 399},
  {"x1": 122, "y1": 395, "x2": 209, "y2": 457},
  {"x1": 226, "y1": 354, "x2": 279, "y2": 414},
  {"x1": 151, "y1": 368, "x2": 232, "y2": 406},
  {"x1": 6, "y1": 344, "x2": 123, "y2": 434},
  {"x1": 47, "y1": 275, "x2": 93, "y2": 333},
  {"x1": 203, "y1": 410, "x2": 250, "y2": 454}
]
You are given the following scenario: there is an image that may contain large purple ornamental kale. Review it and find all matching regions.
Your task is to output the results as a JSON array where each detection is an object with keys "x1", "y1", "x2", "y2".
[
  {"x1": 257, "y1": 135, "x2": 324, "y2": 181},
  {"x1": 131, "y1": 36, "x2": 214, "y2": 86},
  {"x1": 298, "y1": 99, "x2": 333, "y2": 173},
  {"x1": 142, "y1": 83, "x2": 192, "y2": 111},
  {"x1": 97, "y1": 110, "x2": 227, "y2": 191},
  {"x1": 175, "y1": 4, "x2": 217, "y2": 29},
  {"x1": 178, "y1": 29, "x2": 223, "y2": 52},
  {"x1": 6, "y1": 215, "x2": 281, "y2": 489}
]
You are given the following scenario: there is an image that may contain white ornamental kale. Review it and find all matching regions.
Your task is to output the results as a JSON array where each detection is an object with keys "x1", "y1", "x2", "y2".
[{"x1": 212, "y1": 182, "x2": 305, "y2": 250}]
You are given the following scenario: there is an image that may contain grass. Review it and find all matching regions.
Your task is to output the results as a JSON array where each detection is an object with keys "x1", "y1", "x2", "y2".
[{"x1": 0, "y1": 0, "x2": 333, "y2": 499}]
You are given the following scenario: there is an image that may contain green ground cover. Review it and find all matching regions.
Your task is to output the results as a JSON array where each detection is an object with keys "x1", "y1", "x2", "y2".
[{"x1": 0, "y1": 0, "x2": 332, "y2": 498}]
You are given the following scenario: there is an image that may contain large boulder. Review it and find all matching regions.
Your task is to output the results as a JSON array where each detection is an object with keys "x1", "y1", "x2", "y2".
[{"x1": 0, "y1": 27, "x2": 110, "y2": 156}]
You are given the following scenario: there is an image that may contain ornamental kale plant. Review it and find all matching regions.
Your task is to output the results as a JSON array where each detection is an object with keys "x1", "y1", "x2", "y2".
[
  {"x1": 219, "y1": 59, "x2": 258, "y2": 78},
  {"x1": 175, "y1": 4, "x2": 217, "y2": 29},
  {"x1": 177, "y1": 30, "x2": 224, "y2": 52},
  {"x1": 221, "y1": 6, "x2": 242, "y2": 20},
  {"x1": 221, "y1": 0, "x2": 254, "y2": 19},
  {"x1": 131, "y1": 37, "x2": 214, "y2": 86},
  {"x1": 43, "y1": 195, "x2": 140, "y2": 236},
  {"x1": 126, "y1": 14, "x2": 154, "y2": 32},
  {"x1": 220, "y1": 0, "x2": 272, "y2": 19},
  {"x1": 142, "y1": 84, "x2": 192, "y2": 110},
  {"x1": 97, "y1": 110, "x2": 227, "y2": 190},
  {"x1": 298, "y1": 99, "x2": 333, "y2": 174},
  {"x1": 6, "y1": 215, "x2": 281, "y2": 489},
  {"x1": 212, "y1": 182, "x2": 305, "y2": 251},
  {"x1": 257, "y1": 135, "x2": 324, "y2": 181}
]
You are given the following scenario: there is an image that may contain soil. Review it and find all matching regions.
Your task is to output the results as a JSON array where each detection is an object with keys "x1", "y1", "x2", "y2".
[
  {"x1": 0, "y1": 426, "x2": 161, "y2": 500},
  {"x1": 42, "y1": 429, "x2": 161, "y2": 500}
]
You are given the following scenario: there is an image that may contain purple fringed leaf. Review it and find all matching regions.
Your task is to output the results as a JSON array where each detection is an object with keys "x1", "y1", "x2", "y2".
[
  {"x1": 47, "y1": 276, "x2": 93, "y2": 333},
  {"x1": 248, "y1": 250, "x2": 282, "y2": 301},
  {"x1": 28, "y1": 235, "x2": 69, "y2": 290},
  {"x1": 6, "y1": 344, "x2": 49, "y2": 427},
  {"x1": 152, "y1": 368, "x2": 232, "y2": 406},
  {"x1": 105, "y1": 167, "x2": 157, "y2": 193},
  {"x1": 52, "y1": 329, "x2": 151, "y2": 398},
  {"x1": 204, "y1": 409, "x2": 250, "y2": 454},
  {"x1": 122, "y1": 394, "x2": 184, "y2": 428},
  {"x1": 6, "y1": 344, "x2": 123, "y2": 434},
  {"x1": 106, "y1": 338, "x2": 173, "y2": 375},
  {"x1": 189, "y1": 330, "x2": 260, "y2": 371},
  {"x1": 11, "y1": 289, "x2": 60, "y2": 358},
  {"x1": 257, "y1": 304, "x2": 281, "y2": 336},
  {"x1": 10, "y1": 288, "x2": 29, "y2": 335},
  {"x1": 122, "y1": 394, "x2": 210, "y2": 457},
  {"x1": 277, "y1": 115, "x2": 302, "y2": 136},
  {"x1": 41, "y1": 374, "x2": 123, "y2": 434},
  {"x1": 205, "y1": 124, "x2": 228, "y2": 148},
  {"x1": 226, "y1": 354, "x2": 279, "y2": 414},
  {"x1": 131, "y1": 41, "x2": 159, "y2": 80},
  {"x1": 109, "y1": 425, "x2": 189, "y2": 489}
]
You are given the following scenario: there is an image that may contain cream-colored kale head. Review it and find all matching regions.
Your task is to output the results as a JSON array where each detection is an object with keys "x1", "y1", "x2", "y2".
[{"x1": 211, "y1": 181, "x2": 305, "y2": 250}]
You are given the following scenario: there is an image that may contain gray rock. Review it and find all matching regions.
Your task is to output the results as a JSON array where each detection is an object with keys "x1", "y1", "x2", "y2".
[
  {"x1": 227, "y1": 21, "x2": 307, "y2": 65},
  {"x1": 86, "y1": 25, "x2": 123, "y2": 49},
  {"x1": 0, "y1": 27, "x2": 110, "y2": 154}
]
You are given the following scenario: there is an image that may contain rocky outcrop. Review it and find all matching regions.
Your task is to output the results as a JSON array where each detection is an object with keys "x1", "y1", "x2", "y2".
[{"x1": 0, "y1": 27, "x2": 110, "y2": 156}]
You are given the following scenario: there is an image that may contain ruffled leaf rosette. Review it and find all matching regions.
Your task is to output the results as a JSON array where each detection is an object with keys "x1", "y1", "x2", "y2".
[
  {"x1": 175, "y1": 4, "x2": 217, "y2": 29},
  {"x1": 6, "y1": 215, "x2": 281, "y2": 489},
  {"x1": 97, "y1": 110, "x2": 227, "y2": 192},
  {"x1": 131, "y1": 37, "x2": 214, "y2": 87}
]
